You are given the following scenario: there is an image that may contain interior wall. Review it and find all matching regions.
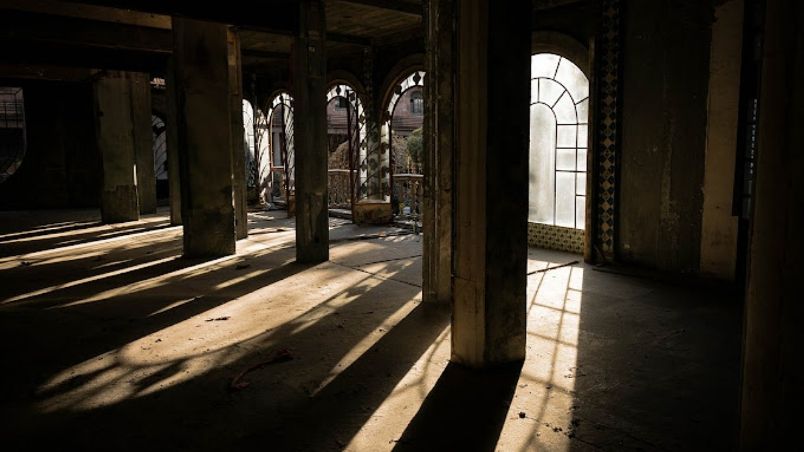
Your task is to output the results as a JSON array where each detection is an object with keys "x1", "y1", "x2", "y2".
[
  {"x1": 618, "y1": 0, "x2": 714, "y2": 273},
  {"x1": 0, "y1": 80, "x2": 100, "y2": 210},
  {"x1": 740, "y1": 0, "x2": 804, "y2": 445},
  {"x1": 700, "y1": 0, "x2": 742, "y2": 281}
]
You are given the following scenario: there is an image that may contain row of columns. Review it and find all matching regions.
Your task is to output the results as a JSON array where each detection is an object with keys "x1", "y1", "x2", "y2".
[
  {"x1": 94, "y1": 0, "x2": 533, "y2": 369},
  {"x1": 92, "y1": 19, "x2": 253, "y2": 256}
]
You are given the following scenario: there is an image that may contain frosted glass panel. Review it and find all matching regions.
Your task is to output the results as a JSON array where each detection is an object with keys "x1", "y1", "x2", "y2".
[
  {"x1": 539, "y1": 79, "x2": 563, "y2": 106},
  {"x1": 556, "y1": 148, "x2": 575, "y2": 171},
  {"x1": 576, "y1": 173, "x2": 586, "y2": 195},
  {"x1": 531, "y1": 78, "x2": 540, "y2": 104},
  {"x1": 556, "y1": 60, "x2": 589, "y2": 102},
  {"x1": 577, "y1": 148, "x2": 588, "y2": 172},
  {"x1": 529, "y1": 103, "x2": 556, "y2": 223},
  {"x1": 553, "y1": 93, "x2": 577, "y2": 124},
  {"x1": 531, "y1": 53, "x2": 560, "y2": 79},
  {"x1": 557, "y1": 125, "x2": 576, "y2": 147},
  {"x1": 556, "y1": 172, "x2": 575, "y2": 228},
  {"x1": 576, "y1": 98, "x2": 589, "y2": 124},
  {"x1": 578, "y1": 124, "x2": 588, "y2": 147},
  {"x1": 576, "y1": 196, "x2": 586, "y2": 229}
]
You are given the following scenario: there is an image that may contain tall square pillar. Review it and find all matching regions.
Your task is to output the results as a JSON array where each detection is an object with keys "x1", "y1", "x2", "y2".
[
  {"x1": 94, "y1": 70, "x2": 140, "y2": 224},
  {"x1": 450, "y1": 0, "x2": 531, "y2": 367},
  {"x1": 293, "y1": 0, "x2": 329, "y2": 264},
  {"x1": 172, "y1": 18, "x2": 236, "y2": 258}
]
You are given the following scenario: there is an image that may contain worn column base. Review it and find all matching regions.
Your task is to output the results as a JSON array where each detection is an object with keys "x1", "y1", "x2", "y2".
[
  {"x1": 101, "y1": 185, "x2": 139, "y2": 223},
  {"x1": 183, "y1": 209, "x2": 236, "y2": 258}
]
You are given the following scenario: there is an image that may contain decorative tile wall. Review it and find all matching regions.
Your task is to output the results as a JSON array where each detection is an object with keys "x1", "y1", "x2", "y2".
[
  {"x1": 528, "y1": 222, "x2": 584, "y2": 255},
  {"x1": 596, "y1": 0, "x2": 621, "y2": 259}
]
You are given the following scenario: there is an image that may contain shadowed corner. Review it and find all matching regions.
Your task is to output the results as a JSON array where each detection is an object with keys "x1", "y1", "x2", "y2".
[{"x1": 393, "y1": 360, "x2": 523, "y2": 451}]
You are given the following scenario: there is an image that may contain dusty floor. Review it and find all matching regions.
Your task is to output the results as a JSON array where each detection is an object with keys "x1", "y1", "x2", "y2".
[{"x1": 0, "y1": 208, "x2": 741, "y2": 451}]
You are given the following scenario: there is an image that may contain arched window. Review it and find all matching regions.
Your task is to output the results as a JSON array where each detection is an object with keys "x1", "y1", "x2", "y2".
[
  {"x1": 266, "y1": 92, "x2": 294, "y2": 202},
  {"x1": 529, "y1": 53, "x2": 589, "y2": 230},
  {"x1": 243, "y1": 99, "x2": 255, "y2": 158},
  {"x1": 326, "y1": 83, "x2": 366, "y2": 209},
  {"x1": 382, "y1": 71, "x2": 425, "y2": 213},
  {"x1": 152, "y1": 114, "x2": 167, "y2": 181},
  {"x1": 0, "y1": 87, "x2": 26, "y2": 183}
]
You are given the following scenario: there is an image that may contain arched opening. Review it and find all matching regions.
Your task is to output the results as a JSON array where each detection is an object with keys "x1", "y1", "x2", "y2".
[
  {"x1": 151, "y1": 113, "x2": 168, "y2": 202},
  {"x1": 266, "y1": 92, "x2": 294, "y2": 209},
  {"x1": 243, "y1": 99, "x2": 271, "y2": 206},
  {"x1": 529, "y1": 53, "x2": 590, "y2": 254},
  {"x1": 382, "y1": 71, "x2": 425, "y2": 218},
  {"x1": 326, "y1": 83, "x2": 365, "y2": 217},
  {"x1": 0, "y1": 87, "x2": 26, "y2": 183}
]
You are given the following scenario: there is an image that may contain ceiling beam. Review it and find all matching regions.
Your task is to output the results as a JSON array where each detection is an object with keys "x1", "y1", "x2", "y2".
[
  {"x1": 0, "y1": 10, "x2": 173, "y2": 53},
  {"x1": 0, "y1": 63, "x2": 99, "y2": 82},
  {"x1": 54, "y1": 0, "x2": 299, "y2": 32},
  {"x1": 337, "y1": 0, "x2": 422, "y2": 16},
  {"x1": 0, "y1": 40, "x2": 168, "y2": 73},
  {"x1": 0, "y1": 0, "x2": 171, "y2": 29},
  {"x1": 242, "y1": 49, "x2": 290, "y2": 60}
]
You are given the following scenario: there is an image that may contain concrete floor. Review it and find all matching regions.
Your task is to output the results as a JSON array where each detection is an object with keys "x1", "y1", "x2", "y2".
[{"x1": 0, "y1": 209, "x2": 741, "y2": 451}]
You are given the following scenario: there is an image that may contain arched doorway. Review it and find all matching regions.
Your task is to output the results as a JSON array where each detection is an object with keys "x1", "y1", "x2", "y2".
[
  {"x1": 382, "y1": 71, "x2": 425, "y2": 218},
  {"x1": 243, "y1": 99, "x2": 271, "y2": 205},
  {"x1": 529, "y1": 53, "x2": 590, "y2": 254},
  {"x1": 266, "y1": 92, "x2": 295, "y2": 208},
  {"x1": 151, "y1": 113, "x2": 168, "y2": 202},
  {"x1": 326, "y1": 83, "x2": 365, "y2": 216}
]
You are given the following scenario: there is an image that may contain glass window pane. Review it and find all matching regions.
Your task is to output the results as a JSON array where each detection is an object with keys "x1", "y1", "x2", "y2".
[
  {"x1": 531, "y1": 78, "x2": 539, "y2": 104},
  {"x1": 577, "y1": 148, "x2": 588, "y2": 172},
  {"x1": 556, "y1": 59, "x2": 589, "y2": 102},
  {"x1": 576, "y1": 173, "x2": 586, "y2": 196},
  {"x1": 553, "y1": 92, "x2": 577, "y2": 124},
  {"x1": 529, "y1": 103, "x2": 556, "y2": 224},
  {"x1": 557, "y1": 125, "x2": 576, "y2": 147},
  {"x1": 578, "y1": 124, "x2": 588, "y2": 148},
  {"x1": 555, "y1": 172, "x2": 575, "y2": 228},
  {"x1": 531, "y1": 53, "x2": 561, "y2": 79},
  {"x1": 576, "y1": 196, "x2": 586, "y2": 230},
  {"x1": 539, "y1": 78, "x2": 564, "y2": 107},
  {"x1": 556, "y1": 148, "x2": 575, "y2": 171},
  {"x1": 576, "y1": 98, "x2": 589, "y2": 124}
]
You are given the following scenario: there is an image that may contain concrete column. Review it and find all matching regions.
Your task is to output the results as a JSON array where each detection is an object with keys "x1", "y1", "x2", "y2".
[
  {"x1": 422, "y1": 0, "x2": 454, "y2": 304},
  {"x1": 166, "y1": 58, "x2": 182, "y2": 225},
  {"x1": 173, "y1": 18, "x2": 236, "y2": 257},
  {"x1": 130, "y1": 72, "x2": 157, "y2": 215},
  {"x1": 228, "y1": 28, "x2": 248, "y2": 240},
  {"x1": 450, "y1": 0, "x2": 530, "y2": 367},
  {"x1": 740, "y1": 0, "x2": 804, "y2": 447},
  {"x1": 94, "y1": 70, "x2": 140, "y2": 223},
  {"x1": 293, "y1": 0, "x2": 329, "y2": 264}
]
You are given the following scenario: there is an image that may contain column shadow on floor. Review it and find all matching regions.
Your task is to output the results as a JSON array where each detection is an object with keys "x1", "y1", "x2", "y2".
[{"x1": 393, "y1": 361, "x2": 523, "y2": 451}]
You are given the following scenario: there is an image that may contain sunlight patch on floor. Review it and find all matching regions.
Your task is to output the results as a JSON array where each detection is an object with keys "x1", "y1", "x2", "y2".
[
  {"x1": 346, "y1": 327, "x2": 451, "y2": 451},
  {"x1": 35, "y1": 258, "x2": 413, "y2": 413},
  {"x1": 497, "y1": 260, "x2": 584, "y2": 451}
]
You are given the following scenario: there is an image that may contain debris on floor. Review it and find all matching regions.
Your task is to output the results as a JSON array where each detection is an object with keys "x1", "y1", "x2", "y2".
[
  {"x1": 205, "y1": 316, "x2": 230, "y2": 322},
  {"x1": 230, "y1": 349, "x2": 294, "y2": 391},
  {"x1": 527, "y1": 260, "x2": 579, "y2": 275}
]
